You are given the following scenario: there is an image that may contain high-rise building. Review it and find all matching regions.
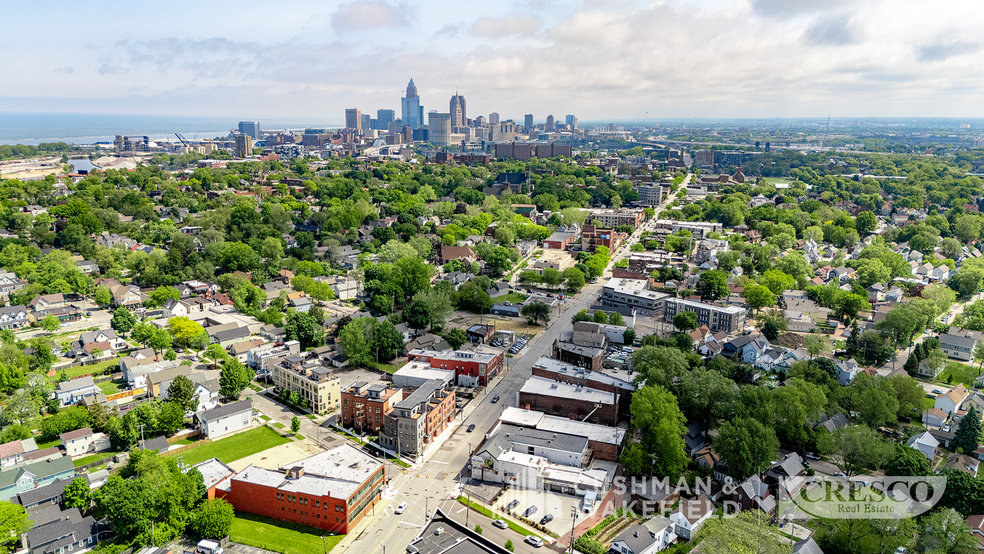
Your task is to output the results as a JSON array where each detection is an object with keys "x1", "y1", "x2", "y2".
[
  {"x1": 234, "y1": 134, "x2": 254, "y2": 157},
  {"x1": 524, "y1": 114, "x2": 534, "y2": 130},
  {"x1": 565, "y1": 115, "x2": 578, "y2": 130},
  {"x1": 345, "y1": 108, "x2": 362, "y2": 132},
  {"x1": 429, "y1": 112, "x2": 452, "y2": 146},
  {"x1": 401, "y1": 78, "x2": 424, "y2": 129},
  {"x1": 238, "y1": 121, "x2": 261, "y2": 140},
  {"x1": 377, "y1": 109, "x2": 395, "y2": 130},
  {"x1": 475, "y1": 116, "x2": 486, "y2": 127},
  {"x1": 546, "y1": 115, "x2": 555, "y2": 131},
  {"x1": 361, "y1": 114, "x2": 371, "y2": 133},
  {"x1": 449, "y1": 93, "x2": 466, "y2": 128},
  {"x1": 489, "y1": 112, "x2": 500, "y2": 125}
]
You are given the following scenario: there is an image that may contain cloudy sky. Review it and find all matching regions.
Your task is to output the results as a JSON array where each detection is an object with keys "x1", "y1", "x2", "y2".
[{"x1": 2, "y1": 0, "x2": 982, "y2": 122}]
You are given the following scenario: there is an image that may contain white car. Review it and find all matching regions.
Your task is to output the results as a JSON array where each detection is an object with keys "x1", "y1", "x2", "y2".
[
  {"x1": 526, "y1": 536, "x2": 543, "y2": 548},
  {"x1": 492, "y1": 519, "x2": 508, "y2": 529},
  {"x1": 395, "y1": 502, "x2": 408, "y2": 514}
]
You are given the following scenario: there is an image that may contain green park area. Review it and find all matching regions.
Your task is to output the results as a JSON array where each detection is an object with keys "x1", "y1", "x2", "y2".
[{"x1": 174, "y1": 426, "x2": 291, "y2": 466}]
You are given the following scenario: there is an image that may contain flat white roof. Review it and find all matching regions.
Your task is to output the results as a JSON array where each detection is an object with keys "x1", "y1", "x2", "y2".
[
  {"x1": 500, "y1": 406, "x2": 545, "y2": 428},
  {"x1": 394, "y1": 361, "x2": 454, "y2": 380},
  {"x1": 603, "y1": 278, "x2": 669, "y2": 301},
  {"x1": 667, "y1": 298, "x2": 744, "y2": 314},
  {"x1": 520, "y1": 376, "x2": 616, "y2": 405},
  {"x1": 500, "y1": 405, "x2": 626, "y2": 446}
]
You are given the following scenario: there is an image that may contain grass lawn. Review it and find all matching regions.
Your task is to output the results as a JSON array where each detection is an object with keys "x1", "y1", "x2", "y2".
[
  {"x1": 921, "y1": 396, "x2": 936, "y2": 411},
  {"x1": 259, "y1": 415, "x2": 271, "y2": 421},
  {"x1": 496, "y1": 292, "x2": 528, "y2": 304},
  {"x1": 306, "y1": 414, "x2": 316, "y2": 420},
  {"x1": 58, "y1": 356, "x2": 121, "y2": 380},
  {"x1": 938, "y1": 362, "x2": 977, "y2": 388},
  {"x1": 273, "y1": 422, "x2": 285, "y2": 429},
  {"x1": 172, "y1": 436, "x2": 201, "y2": 446},
  {"x1": 294, "y1": 434, "x2": 305, "y2": 440},
  {"x1": 230, "y1": 512, "x2": 343, "y2": 554},
  {"x1": 369, "y1": 362, "x2": 401, "y2": 374},
  {"x1": 174, "y1": 426, "x2": 291, "y2": 466},
  {"x1": 248, "y1": 383, "x2": 264, "y2": 392},
  {"x1": 457, "y1": 496, "x2": 546, "y2": 540},
  {"x1": 74, "y1": 451, "x2": 122, "y2": 467},
  {"x1": 35, "y1": 437, "x2": 61, "y2": 450},
  {"x1": 97, "y1": 379, "x2": 123, "y2": 395}
]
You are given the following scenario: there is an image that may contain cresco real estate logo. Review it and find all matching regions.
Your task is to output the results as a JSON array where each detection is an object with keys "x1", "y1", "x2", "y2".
[{"x1": 777, "y1": 475, "x2": 946, "y2": 519}]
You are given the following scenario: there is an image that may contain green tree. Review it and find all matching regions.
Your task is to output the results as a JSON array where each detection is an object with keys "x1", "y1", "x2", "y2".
[
  {"x1": 166, "y1": 375, "x2": 199, "y2": 413},
  {"x1": 624, "y1": 385, "x2": 689, "y2": 480},
  {"x1": 608, "y1": 311, "x2": 625, "y2": 326},
  {"x1": 291, "y1": 415, "x2": 301, "y2": 434},
  {"x1": 760, "y1": 269, "x2": 795, "y2": 296},
  {"x1": 855, "y1": 211, "x2": 877, "y2": 236},
  {"x1": 696, "y1": 511, "x2": 791, "y2": 554},
  {"x1": 593, "y1": 310, "x2": 608, "y2": 323},
  {"x1": 696, "y1": 270, "x2": 729, "y2": 301},
  {"x1": 147, "y1": 327, "x2": 173, "y2": 359},
  {"x1": 952, "y1": 266, "x2": 984, "y2": 297},
  {"x1": 886, "y1": 443, "x2": 931, "y2": 476},
  {"x1": 189, "y1": 498, "x2": 235, "y2": 539},
  {"x1": 220, "y1": 242, "x2": 260, "y2": 272},
  {"x1": 157, "y1": 401, "x2": 185, "y2": 436},
  {"x1": 743, "y1": 284, "x2": 776, "y2": 314},
  {"x1": 0, "y1": 500, "x2": 29, "y2": 554},
  {"x1": 631, "y1": 346, "x2": 688, "y2": 389},
  {"x1": 954, "y1": 406, "x2": 983, "y2": 454},
  {"x1": 673, "y1": 311, "x2": 698, "y2": 333},
  {"x1": 817, "y1": 425, "x2": 894, "y2": 477},
  {"x1": 144, "y1": 286, "x2": 182, "y2": 309},
  {"x1": 284, "y1": 311, "x2": 324, "y2": 350},
  {"x1": 714, "y1": 417, "x2": 780, "y2": 481},
  {"x1": 63, "y1": 477, "x2": 93, "y2": 512},
  {"x1": 877, "y1": 302, "x2": 923, "y2": 349},
  {"x1": 505, "y1": 540, "x2": 514, "y2": 552},
  {"x1": 168, "y1": 316, "x2": 206, "y2": 349},
  {"x1": 623, "y1": 328, "x2": 636, "y2": 345},
  {"x1": 855, "y1": 258, "x2": 890, "y2": 288},
  {"x1": 446, "y1": 328, "x2": 467, "y2": 349},
  {"x1": 413, "y1": 288, "x2": 454, "y2": 330},
  {"x1": 219, "y1": 359, "x2": 253, "y2": 400},
  {"x1": 563, "y1": 267, "x2": 586, "y2": 292},
  {"x1": 94, "y1": 286, "x2": 112, "y2": 307},
  {"x1": 804, "y1": 334, "x2": 826, "y2": 359},
  {"x1": 111, "y1": 306, "x2": 136, "y2": 337},
  {"x1": 39, "y1": 314, "x2": 60, "y2": 333},
  {"x1": 402, "y1": 300, "x2": 431, "y2": 333},
  {"x1": 521, "y1": 301, "x2": 551, "y2": 325},
  {"x1": 920, "y1": 508, "x2": 978, "y2": 554},
  {"x1": 572, "y1": 309, "x2": 592, "y2": 323}
]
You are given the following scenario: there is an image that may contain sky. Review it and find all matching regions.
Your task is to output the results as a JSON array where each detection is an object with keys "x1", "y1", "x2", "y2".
[{"x1": 2, "y1": 0, "x2": 983, "y2": 123}]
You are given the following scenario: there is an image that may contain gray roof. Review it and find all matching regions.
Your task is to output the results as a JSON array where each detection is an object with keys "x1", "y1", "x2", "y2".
[
  {"x1": 772, "y1": 452, "x2": 805, "y2": 477},
  {"x1": 17, "y1": 478, "x2": 72, "y2": 507},
  {"x1": 57, "y1": 376, "x2": 96, "y2": 392},
  {"x1": 613, "y1": 523, "x2": 660, "y2": 553},
  {"x1": 199, "y1": 399, "x2": 253, "y2": 421},
  {"x1": 139, "y1": 436, "x2": 170, "y2": 453},
  {"x1": 793, "y1": 538, "x2": 825, "y2": 554},
  {"x1": 395, "y1": 379, "x2": 447, "y2": 410},
  {"x1": 26, "y1": 515, "x2": 98, "y2": 552},
  {"x1": 214, "y1": 326, "x2": 250, "y2": 342},
  {"x1": 498, "y1": 423, "x2": 589, "y2": 454}
]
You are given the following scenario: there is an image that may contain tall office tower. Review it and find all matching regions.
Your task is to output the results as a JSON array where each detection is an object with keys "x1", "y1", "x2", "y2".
[
  {"x1": 238, "y1": 121, "x2": 261, "y2": 140},
  {"x1": 449, "y1": 93, "x2": 466, "y2": 127},
  {"x1": 546, "y1": 115, "x2": 555, "y2": 131},
  {"x1": 361, "y1": 114, "x2": 371, "y2": 132},
  {"x1": 235, "y1": 134, "x2": 254, "y2": 157},
  {"x1": 475, "y1": 116, "x2": 486, "y2": 126},
  {"x1": 429, "y1": 112, "x2": 452, "y2": 146},
  {"x1": 377, "y1": 109, "x2": 396, "y2": 130},
  {"x1": 489, "y1": 112, "x2": 500, "y2": 125},
  {"x1": 524, "y1": 114, "x2": 534, "y2": 130},
  {"x1": 565, "y1": 115, "x2": 578, "y2": 130},
  {"x1": 345, "y1": 108, "x2": 362, "y2": 132},
  {"x1": 401, "y1": 78, "x2": 424, "y2": 129}
]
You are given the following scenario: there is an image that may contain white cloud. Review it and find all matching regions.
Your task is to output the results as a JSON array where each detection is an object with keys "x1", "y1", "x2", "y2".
[
  {"x1": 472, "y1": 14, "x2": 543, "y2": 37},
  {"x1": 331, "y1": 1, "x2": 412, "y2": 32}
]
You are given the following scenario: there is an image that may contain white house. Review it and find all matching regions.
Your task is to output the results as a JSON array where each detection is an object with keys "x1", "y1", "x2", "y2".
[
  {"x1": 611, "y1": 516, "x2": 677, "y2": 554},
  {"x1": 60, "y1": 427, "x2": 111, "y2": 457},
  {"x1": 197, "y1": 400, "x2": 253, "y2": 439},
  {"x1": 835, "y1": 358, "x2": 861, "y2": 386},
  {"x1": 907, "y1": 431, "x2": 939, "y2": 461},
  {"x1": 935, "y1": 384, "x2": 969, "y2": 415},
  {"x1": 0, "y1": 305, "x2": 29, "y2": 330},
  {"x1": 120, "y1": 348, "x2": 179, "y2": 388},
  {"x1": 670, "y1": 495, "x2": 715, "y2": 541},
  {"x1": 55, "y1": 377, "x2": 101, "y2": 406}
]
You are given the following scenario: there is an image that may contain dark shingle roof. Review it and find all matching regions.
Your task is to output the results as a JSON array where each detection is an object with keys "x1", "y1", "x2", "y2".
[{"x1": 200, "y1": 399, "x2": 252, "y2": 421}]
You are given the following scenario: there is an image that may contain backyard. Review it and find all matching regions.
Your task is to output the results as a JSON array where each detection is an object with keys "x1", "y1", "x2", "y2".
[
  {"x1": 229, "y1": 512, "x2": 343, "y2": 554},
  {"x1": 55, "y1": 356, "x2": 122, "y2": 381},
  {"x1": 172, "y1": 426, "x2": 292, "y2": 466},
  {"x1": 937, "y1": 361, "x2": 980, "y2": 388}
]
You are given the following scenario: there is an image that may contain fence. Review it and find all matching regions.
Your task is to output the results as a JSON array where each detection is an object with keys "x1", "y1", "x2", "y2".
[
  {"x1": 162, "y1": 437, "x2": 213, "y2": 458},
  {"x1": 106, "y1": 387, "x2": 145, "y2": 402},
  {"x1": 167, "y1": 430, "x2": 202, "y2": 444}
]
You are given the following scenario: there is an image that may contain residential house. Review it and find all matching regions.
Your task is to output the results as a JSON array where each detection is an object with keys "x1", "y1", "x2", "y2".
[
  {"x1": 721, "y1": 334, "x2": 770, "y2": 364},
  {"x1": 29, "y1": 293, "x2": 66, "y2": 312},
  {"x1": 835, "y1": 358, "x2": 861, "y2": 386},
  {"x1": 60, "y1": 428, "x2": 110, "y2": 457},
  {"x1": 0, "y1": 305, "x2": 29, "y2": 330},
  {"x1": 25, "y1": 513, "x2": 102, "y2": 554},
  {"x1": 0, "y1": 438, "x2": 38, "y2": 468},
  {"x1": 108, "y1": 282, "x2": 144, "y2": 308},
  {"x1": 196, "y1": 400, "x2": 253, "y2": 439},
  {"x1": 670, "y1": 495, "x2": 715, "y2": 541},
  {"x1": 945, "y1": 453, "x2": 979, "y2": 477},
  {"x1": 684, "y1": 421, "x2": 708, "y2": 456},
  {"x1": 0, "y1": 457, "x2": 76, "y2": 501},
  {"x1": 907, "y1": 431, "x2": 939, "y2": 461},
  {"x1": 120, "y1": 348, "x2": 179, "y2": 388},
  {"x1": 922, "y1": 408, "x2": 949, "y2": 428},
  {"x1": 735, "y1": 475, "x2": 775, "y2": 515},
  {"x1": 55, "y1": 377, "x2": 100, "y2": 406},
  {"x1": 935, "y1": 384, "x2": 969, "y2": 415},
  {"x1": 939, "y1": 327, "x2": 984, "y2": 362},
  {"x1": 610, "y1": 516, "x2": 677, "y2": 554}
]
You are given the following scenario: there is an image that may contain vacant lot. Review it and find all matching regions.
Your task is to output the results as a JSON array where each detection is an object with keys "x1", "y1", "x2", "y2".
[
  {"x1": 230, "y1": 512, "x2": 343, "y2": 554},
  {"x1": 173, "y1": 426, "x2": 291, "y2": 466}
]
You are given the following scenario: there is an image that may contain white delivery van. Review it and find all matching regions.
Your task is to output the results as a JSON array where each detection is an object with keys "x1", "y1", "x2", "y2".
[
  {"x1": 580, "y1": 490, "x2": 597, "y2": 513},
  {"x1": 197, "y1": 540, "x2": 224, "y2": 554}
]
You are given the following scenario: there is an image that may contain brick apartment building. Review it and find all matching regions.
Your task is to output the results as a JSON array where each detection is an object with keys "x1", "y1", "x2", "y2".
[
  {"x1": 340, "y1": 382, "x2": 401, "y2": 434},
  {"x1": 217, "y1": 445, "x2": 384, "y2": 535},
  {"x1": 581, "y1": 224, "x2": 627, "y2": 252},
  {"x1": 273, "y1": 355, "x2": 341, "y2": 413},
  {"x1": 531, "y1": 355, "x2": 635, "y2": 421},
  {"x1": 518, "y1": 375, "x2": 618, "y2": 425},
  {"x1": 407, "y1": 347, "x2": 503, "y2": 387},
  {"x1": 379, "y1": 379, "x2": 456, "y2": 459},
  {"x1": 586, "y1": 209, "x2": 646, "y2": 229}
]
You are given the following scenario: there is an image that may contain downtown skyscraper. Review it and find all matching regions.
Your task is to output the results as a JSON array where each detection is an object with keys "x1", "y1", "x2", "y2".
[
  {"x1": 450, "y1": 93, "x2": 466, "y2": 128},
  {"x1": 401, "y1": 78, "x2": 424, "y2": 129}
]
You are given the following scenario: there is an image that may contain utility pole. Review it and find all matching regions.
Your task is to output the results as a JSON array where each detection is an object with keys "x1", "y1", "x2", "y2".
[{"x1": 568, "y1": 506, "x2": 579, "y2": 554}]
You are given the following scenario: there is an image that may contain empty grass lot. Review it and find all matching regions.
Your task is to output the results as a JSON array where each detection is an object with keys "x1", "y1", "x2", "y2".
[
  {"x1": 938, "y1": 362, "x2": 979, "y2": 388},
  {"x1": 230, "y1": 512, "x2": 343, "y2": 554},
  {"x1": 173, "y1": 426, "x2": 291, "y2": 466},
  {"x1": 58, "y1": 356, "x2": 122, "y2": 380}
]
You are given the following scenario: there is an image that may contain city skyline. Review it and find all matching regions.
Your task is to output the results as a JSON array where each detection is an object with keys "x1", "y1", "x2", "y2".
[{"x1": 1, "y1": 0, "x2": 983, "y2": 120}]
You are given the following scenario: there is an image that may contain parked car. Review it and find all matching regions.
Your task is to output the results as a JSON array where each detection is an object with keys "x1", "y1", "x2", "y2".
[
  {"x1": 932, "y1": 389, "x2": 943, "y2": 394},
  {"x1": 524, "y1": 506, "x2": 538, "y2": 517},
  {"x1": 467, "y1": 424, "x2": 476, "y2": 432},
  {"x1": 526, "y1": 536, "x2": 543, "y2": 548},
  {"x1": 539, "y1": 514, "x2": 554, "y2": 525},
  {"x1": 491, "y1": 395, "x2": 500, "y2": 403},
  {"x1": 492, "y1": 519, "x2": 508, "y2": 529},
  {"x1": 506, "y1": 499, "x2": 520, "y2": 511},
  {"x1": 395, "y1": 502, "x2": 408, "y2": 514}
]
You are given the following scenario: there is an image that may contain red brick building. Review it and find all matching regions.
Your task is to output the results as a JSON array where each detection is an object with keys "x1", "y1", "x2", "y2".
[
  {"x1": 518, "y1": 375, "x2": 619, "y2": 425},
  {"x1": 581, "y1": 224, "x2": 626, "y2": 252},
  {"x1": 217, "y1": 445, "x2": 385, "y2": 535},
  {"x1": 407, "y1": 347, "x2": 504, "y2": 387},
  {"x1": 340, "y1": 382, "x2": 401, "y2": 434}
]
